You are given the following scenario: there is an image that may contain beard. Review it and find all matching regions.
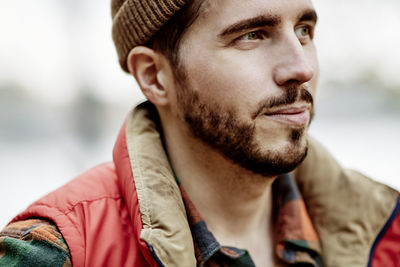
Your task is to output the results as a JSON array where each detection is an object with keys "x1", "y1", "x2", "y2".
[{"x1": 175, "y1": 76, "x2": 314, "y2": 177}]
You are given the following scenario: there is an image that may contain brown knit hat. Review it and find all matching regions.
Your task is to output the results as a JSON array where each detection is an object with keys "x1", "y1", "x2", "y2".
[{"x1": 111, "y1": 0, "x2": 188, "y2": 72}]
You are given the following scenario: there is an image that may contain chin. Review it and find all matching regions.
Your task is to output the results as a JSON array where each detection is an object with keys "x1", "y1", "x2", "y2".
[
  {"x1": 247, "y1": 128, "x2": 309, "y2": 177},
  {"x1": 260, "y1": 124, "x2": 308, "y2": 148}
]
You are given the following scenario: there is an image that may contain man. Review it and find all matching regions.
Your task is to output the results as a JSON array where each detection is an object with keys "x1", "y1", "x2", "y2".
[{"x1": 1, "y1": 0, "x2": 399, "y2": 266}]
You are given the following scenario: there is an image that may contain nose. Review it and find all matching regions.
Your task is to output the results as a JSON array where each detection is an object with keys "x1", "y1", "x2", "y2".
[{"x1": 273, "y1": 36, "x2": 315, "y2": 86}]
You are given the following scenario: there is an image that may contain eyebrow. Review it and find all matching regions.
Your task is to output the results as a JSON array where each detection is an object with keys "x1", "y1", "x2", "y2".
[
  {"x1": 218, "y1": 15, "x2": 281, "y2": 38},
  {"x1": 218, "y1": 9, "x2": 318, "y2": 39},
  {"x1": 298, "y1": 9, "x2": 318, "y2": 24}
]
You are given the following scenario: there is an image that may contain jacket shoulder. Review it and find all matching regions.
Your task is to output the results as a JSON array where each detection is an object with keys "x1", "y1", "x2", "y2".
[
  {"x1": 296, "y1": 137, "x2": 399, "y2": 266},
  {"x1": 11, "y1": 162, "x2": 125, "y2": 267},
  {"x1": 14, "y1": 162, "x2": 120, "y2": 218}
]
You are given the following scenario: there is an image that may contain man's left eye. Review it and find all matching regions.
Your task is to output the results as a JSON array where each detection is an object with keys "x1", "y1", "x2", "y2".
[{"x1": 295, "y1": 26, "x2": 313, "y2": 40}]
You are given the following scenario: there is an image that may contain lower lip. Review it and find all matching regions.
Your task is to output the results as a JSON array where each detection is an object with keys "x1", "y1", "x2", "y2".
[{"x1": 265, "y1": 110, "x2": 310, "y2": 126}]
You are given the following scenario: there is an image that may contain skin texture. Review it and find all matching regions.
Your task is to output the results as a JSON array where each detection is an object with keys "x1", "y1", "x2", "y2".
[
  {"x1": 174, "y1": 0, "x2": 318, "y2": 175},
  {"x1": 175, "y1": 77, "x2": 314, "y2": 177},
  {"x1": 128, "y1": 0, "x2": 319, "y2": 265}
]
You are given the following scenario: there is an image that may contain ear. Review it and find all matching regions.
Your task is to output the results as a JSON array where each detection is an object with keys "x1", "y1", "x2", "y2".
[{"x1": 127, "y1": 46, "x2": 173, "y2": 106}]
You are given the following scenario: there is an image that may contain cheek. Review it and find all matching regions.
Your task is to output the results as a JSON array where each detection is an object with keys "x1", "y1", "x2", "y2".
[
  {"x1": 310, "y1": 71, "x2": 318, "y2": 98},
  {"x1": 306, "y1": 45, "x2": 319, "y2": 97},
  {"x1": 308, "y1": 66, "x2": 318, "y2": 101},
  {"x1": 183, "y1": 50, "x2": 272, "y2": 107}
]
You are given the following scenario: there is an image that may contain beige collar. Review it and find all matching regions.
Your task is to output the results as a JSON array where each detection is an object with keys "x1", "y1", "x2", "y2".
[{"x1": 124, "y1": 102, "x2": 196, "y2": 266}]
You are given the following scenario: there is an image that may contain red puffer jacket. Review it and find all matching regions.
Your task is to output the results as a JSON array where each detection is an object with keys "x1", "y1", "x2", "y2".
[
  {"x1": 12, "y1": 139, "x2": 159, "y2": 266},
  {"x1": 11, "y1": 102, "x2": 400, "y2": 267}
]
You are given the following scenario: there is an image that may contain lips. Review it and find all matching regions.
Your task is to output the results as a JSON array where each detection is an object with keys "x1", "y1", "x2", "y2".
[{"x1": 263, "y1": 106, "x2": 310, "y2": 126}]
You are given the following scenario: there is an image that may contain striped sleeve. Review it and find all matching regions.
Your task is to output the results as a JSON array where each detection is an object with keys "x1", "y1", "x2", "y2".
[{"x1": 0, "y1": 219, "x2": 71, "y2": 267}]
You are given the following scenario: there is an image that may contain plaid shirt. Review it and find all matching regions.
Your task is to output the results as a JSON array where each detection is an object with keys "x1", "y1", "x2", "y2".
[
  {"x1": 0, "y1": 174, "x2": 321, "y2": 267},
  {"x1": 0, "y1": 219, "x2": 71, "y2": 267},
  {"x1": 178, "y1": 173, "x2": 322, "y2": 267}
]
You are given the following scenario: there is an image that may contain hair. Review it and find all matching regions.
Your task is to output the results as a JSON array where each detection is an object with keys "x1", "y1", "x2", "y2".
[{"x1": 147, "y1": 0, "x2": 205, "y2": 74}]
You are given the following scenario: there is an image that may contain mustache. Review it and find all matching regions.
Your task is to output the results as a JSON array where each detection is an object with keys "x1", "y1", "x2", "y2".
[{"x1": 251, "y1": 85, "x2": 314, "y2": 119}]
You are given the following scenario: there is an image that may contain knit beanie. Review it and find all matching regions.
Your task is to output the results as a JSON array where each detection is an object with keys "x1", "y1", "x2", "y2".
[{"x1": 111, "y1": 0, "x2": 188, "y2": 72}]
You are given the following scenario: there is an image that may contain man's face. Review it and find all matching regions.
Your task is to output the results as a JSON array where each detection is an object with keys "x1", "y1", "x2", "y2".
[{"x1": 172, "y1": 0, "x2": 319, "y2": 176}]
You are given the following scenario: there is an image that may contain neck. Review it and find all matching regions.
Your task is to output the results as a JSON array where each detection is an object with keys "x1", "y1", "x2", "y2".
[{"x1": 160, "y1": 111, "x2": 277, "y2": 246}]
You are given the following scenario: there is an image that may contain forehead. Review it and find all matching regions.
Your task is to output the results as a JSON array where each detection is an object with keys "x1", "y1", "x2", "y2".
[{"x1": 197, "y1": 0, "x2": 315, "y2": 27}]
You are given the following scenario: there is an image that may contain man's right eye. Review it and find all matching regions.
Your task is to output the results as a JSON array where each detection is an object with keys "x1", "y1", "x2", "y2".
[{"x1": 237, "y1": 30, "x2": 267, "y2": 41}]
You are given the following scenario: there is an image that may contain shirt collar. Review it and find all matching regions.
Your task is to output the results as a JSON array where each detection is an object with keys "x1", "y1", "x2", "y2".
[
  {"x1": 273, "y1": 173, "x2": 322, "y2": 265},
  {"x1": 179, "y1": 173, "x2": 322, "y2": 266}
]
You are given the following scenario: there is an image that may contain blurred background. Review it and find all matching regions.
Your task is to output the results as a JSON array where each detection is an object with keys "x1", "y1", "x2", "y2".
[{"x1": 0, "y1": 0, "x2": 399, "y2": 227}]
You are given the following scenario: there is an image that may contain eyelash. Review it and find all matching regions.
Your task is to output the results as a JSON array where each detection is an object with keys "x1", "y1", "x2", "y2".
[
  {"x1": 234, "y1": 25, "x2": 315, "y2": 44},
  {"x1": 237, "y1": 30, "x2": 268, "y2": 41}
]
